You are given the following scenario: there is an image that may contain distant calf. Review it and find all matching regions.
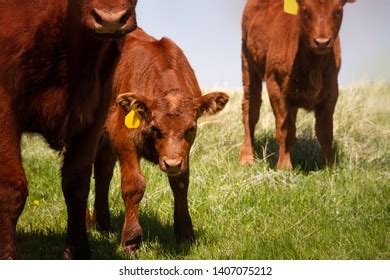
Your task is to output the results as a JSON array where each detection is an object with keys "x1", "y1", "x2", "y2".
[
  {"x1": 239, "y1": 0, "x2": 355, "y2": 169},
  {"x1": 91, "y1": 28, "x2": 229, "y2": 252}
]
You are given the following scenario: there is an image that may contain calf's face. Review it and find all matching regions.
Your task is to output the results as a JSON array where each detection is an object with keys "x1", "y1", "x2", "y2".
[
  {"x1": 79, "y1": 0, "x2": 137, "y2": 37},
  {"x1": 117, "y1": 91, "x2": 229, "y2": 176},
  {"x1": 297, "y1": 0, "x2": 355, "y2": 54}
]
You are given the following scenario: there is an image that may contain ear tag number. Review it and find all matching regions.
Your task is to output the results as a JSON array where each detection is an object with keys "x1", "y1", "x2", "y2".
[
  {"x1": 125, "y1": 108, "x2": 141, "y2": 129},
  {"x1": 284, "y1": 0, "x2": 298, "y2": 15}
]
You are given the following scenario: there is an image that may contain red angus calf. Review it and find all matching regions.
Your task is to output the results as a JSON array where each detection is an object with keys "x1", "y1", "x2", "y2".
[
  {"x1": 91, "y1": 28, "x2": 229, "y2": 252},
  {"x1": 239, "y1": 0, "x2": 355, "y2": 169},
  {"x1": 0, "y1": 0, "x2": 137, "y2": 259}
]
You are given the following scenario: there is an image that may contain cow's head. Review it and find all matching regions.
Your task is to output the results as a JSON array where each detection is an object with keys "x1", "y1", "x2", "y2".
[
  {"x1": 297, "y1": 0, "x2": 355, "y2": 55},
  {"x1": 79, "y1": 0, "x2": 137, "y2": 37},
  {"x1": 117, "y1": 91, "x2": 229, "y2": 176}
]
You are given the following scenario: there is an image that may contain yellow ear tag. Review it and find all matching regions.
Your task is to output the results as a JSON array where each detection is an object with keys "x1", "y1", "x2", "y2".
[
  {"x1": 125, "y1": 108, "x2": 141, "y2": 129},
  {"x1": 284, "y1": 0, "x2": 299, "y2": 15}
]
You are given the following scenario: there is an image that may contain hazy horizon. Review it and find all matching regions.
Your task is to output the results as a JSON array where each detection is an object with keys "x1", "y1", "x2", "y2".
[{"x1": 136, "y1": 0, "x2": 390, "y2": 89}]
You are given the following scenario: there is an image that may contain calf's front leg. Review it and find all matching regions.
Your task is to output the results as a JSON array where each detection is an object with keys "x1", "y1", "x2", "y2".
[
  {"x1": 239, "y1": 49, "x2": 263, "y2": 166},
  {"x1": 118, "y1": 155, "x2": 145, "y2": 253},
  {"x1": 267, "y1": 78, "x2": 297, "y2": 170},
  {"x1": 168, "y1": 171, "x2": 194, "y2": 242},
  {"x1": 315, "y1": 98, "x2": 337, "y2": 167}
]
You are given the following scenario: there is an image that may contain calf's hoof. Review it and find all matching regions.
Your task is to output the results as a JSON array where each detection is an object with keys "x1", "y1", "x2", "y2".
[
  {"x1": 324, "y1": 156, "x2": 335, "y2": 169},
  {"x1": 276, "y1": 159, "x2": 293, "y2": 171},
  {"x1": 63, "y1": 244, "x2": 91, "y2": 260},
  {"x1": 239, "y1": 147, "x2": 255, "y2": 166},
  {"x1": 326, "y1": 162, "x2": 335, "y2": 169},
  {"x1": 121, "y1": 227, "x2": 143, "y2": 253},
  {"x1": 92, "y1": 209, "x2": 112, "y2": 232},
  {"x1": 96, "y1": 221, "x2": 113, "y2": 232},
  {"x1": 175, "y1": 224, "x2": 195, "y2": 243}
]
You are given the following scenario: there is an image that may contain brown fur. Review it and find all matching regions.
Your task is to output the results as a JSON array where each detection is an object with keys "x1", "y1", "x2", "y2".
[
  {"x1": 239, "y1": 0, "x2": 355, "y2": 169},
  {"x1": 0, "y1": 0, "x2": 137, "y2": 259},
  {"x1": 90, "y1": 28, "x2": 229, "y2": 253}
]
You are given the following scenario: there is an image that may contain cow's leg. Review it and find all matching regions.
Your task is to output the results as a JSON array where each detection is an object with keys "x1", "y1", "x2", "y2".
[
  {"x1": 62, "y1": 152, "x2": 92, "y2": 259},
  {"x1": 168, "y1": 171, "x2": 194, "y2": 242},
  {"x1": 315, "y1": 90, "x2": 338, "y2": 167},
  {"x1": 267, "y1": 79, "x2": 297, "y2": 170},
  {"x1": 0, "y1": 98, "x2": 27, "y2": 259},
  {"x1": 239, "y1": 47, "x2": 263, "y2": 165},
  {"x1": 62, "y1": 124, "x2": 105, "y2": 259},
  {"x1": 118, "y1": 154, "x2": 145, "y2": 253},
  {"x1": 93, "y1": 135, "x2": 116, "y2": 231}
]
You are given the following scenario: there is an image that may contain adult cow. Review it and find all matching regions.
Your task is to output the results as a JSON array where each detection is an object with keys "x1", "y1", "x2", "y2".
[
  {"x1": 239, "y1": 0, "x2": 355, "y2": 169},
  {"x1": 0, "y1": 0, "x2": 137, "y2": 259},
  {"x1": 89, "y1": 28, "x2": 229, "y2": 252}
]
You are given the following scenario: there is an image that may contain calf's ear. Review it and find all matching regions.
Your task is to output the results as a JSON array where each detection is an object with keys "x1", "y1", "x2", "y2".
[
  {"x1": 116, "y1": 92, "x2": 152, "y2": 121},
  {"x1": 345, "y1": 0, "x2": 356, "y2": 3},
  {"x1": 198, "y1": 92, "x2": 229, "y2": 117}
]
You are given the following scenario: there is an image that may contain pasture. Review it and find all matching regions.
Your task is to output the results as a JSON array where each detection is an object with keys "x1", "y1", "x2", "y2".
[{"x1": 17, "y1": 83, "x2": 389, "y2": 259}]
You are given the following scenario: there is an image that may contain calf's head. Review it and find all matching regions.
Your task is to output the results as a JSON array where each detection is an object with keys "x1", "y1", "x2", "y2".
[
  {"x1": 297, "y1": 0, "x2": 355, "y2": 54},
  {"x1": 78, "y1": 0, "x2": 137, "y2": 37},
  {"x1": 117, "y1": 91, "x2": 229, "y2": 176}
]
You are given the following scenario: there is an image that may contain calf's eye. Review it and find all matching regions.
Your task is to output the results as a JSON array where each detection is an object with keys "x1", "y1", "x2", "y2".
[
  {"x1": 184, "y1": 126, "x2": 196, "y2": 141},
  {"x1": 302, "y1": 7, "x2": 310, "y2": 19},
  {"x1": 151, "y1": 126, "x2": 163, "y2": 139},
  {"x1": 334, "y1": 7, "x2": 343, "y2": 17}
]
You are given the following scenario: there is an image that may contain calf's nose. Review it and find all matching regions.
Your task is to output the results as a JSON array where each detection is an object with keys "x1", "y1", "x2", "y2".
[
  {"x1": 163, "y1": 158, "x2": 183, "y2": 174},
  {"x1": 92, "y1": 8, "x2": 131, "y2": 33},
  {"x1": 314, "y1": 37, "x2": 331, "y2": 49}
]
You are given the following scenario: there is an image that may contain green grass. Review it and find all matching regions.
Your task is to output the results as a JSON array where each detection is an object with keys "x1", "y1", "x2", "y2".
[{"x1": 17, "y1": 83, "x2": 389, "y2": 259}]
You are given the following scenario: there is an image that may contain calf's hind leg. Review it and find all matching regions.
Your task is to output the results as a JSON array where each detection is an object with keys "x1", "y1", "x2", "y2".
[
  {"x1": 93, "y1": 135, "x2": 117, "y2": 231},
  {"x1": 168, "y1": 171, "x2": 194, "y2": 242}
]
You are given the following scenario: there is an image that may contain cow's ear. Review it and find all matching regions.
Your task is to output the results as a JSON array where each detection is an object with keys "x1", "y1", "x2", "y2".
[
  {"x1": 116, "y1": 92, "x2": 152, "y2": 121},
  {"x1": 345, "y1": 0, "x2": 356, "y2": 3},
  {"x1": 198, "y1": 91, "x2": 229, "y2": 117}
]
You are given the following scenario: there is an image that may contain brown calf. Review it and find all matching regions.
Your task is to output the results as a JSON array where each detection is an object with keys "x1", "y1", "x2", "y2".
[
  {"x1": 0, "y1": 0, "x2": 137, "y2": 259},
  {"x1": 91, "y1": 28, "x2": 229, "y2": 253},
  {"x1": 239, "y1": 0, "x2": 355, "y2": 169}
]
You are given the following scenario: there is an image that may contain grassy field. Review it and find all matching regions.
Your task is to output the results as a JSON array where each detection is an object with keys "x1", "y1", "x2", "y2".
[{"x1": 17, "y1": 83, "x2": 389, "y2": 260}]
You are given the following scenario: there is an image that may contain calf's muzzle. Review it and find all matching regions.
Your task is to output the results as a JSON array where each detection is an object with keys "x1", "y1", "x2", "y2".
[{"x1": 162, "y1": 157, "x2": 183, "y2": 176}]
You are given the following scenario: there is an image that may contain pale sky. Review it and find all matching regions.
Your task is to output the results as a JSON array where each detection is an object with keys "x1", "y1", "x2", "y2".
[{"x1": 136, "y1": 0, "x2": 390, "y2": 88}]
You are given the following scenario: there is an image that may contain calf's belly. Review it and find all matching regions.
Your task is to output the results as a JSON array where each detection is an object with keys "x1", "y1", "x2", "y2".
[{"x1": 286, "y1": 86, "x2": 328, "y2": 111}]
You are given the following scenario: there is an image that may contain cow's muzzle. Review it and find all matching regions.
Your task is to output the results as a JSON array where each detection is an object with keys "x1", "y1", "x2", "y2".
[{"x1": 90, "y1": 8, "x2": 137, "y2": 37}]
